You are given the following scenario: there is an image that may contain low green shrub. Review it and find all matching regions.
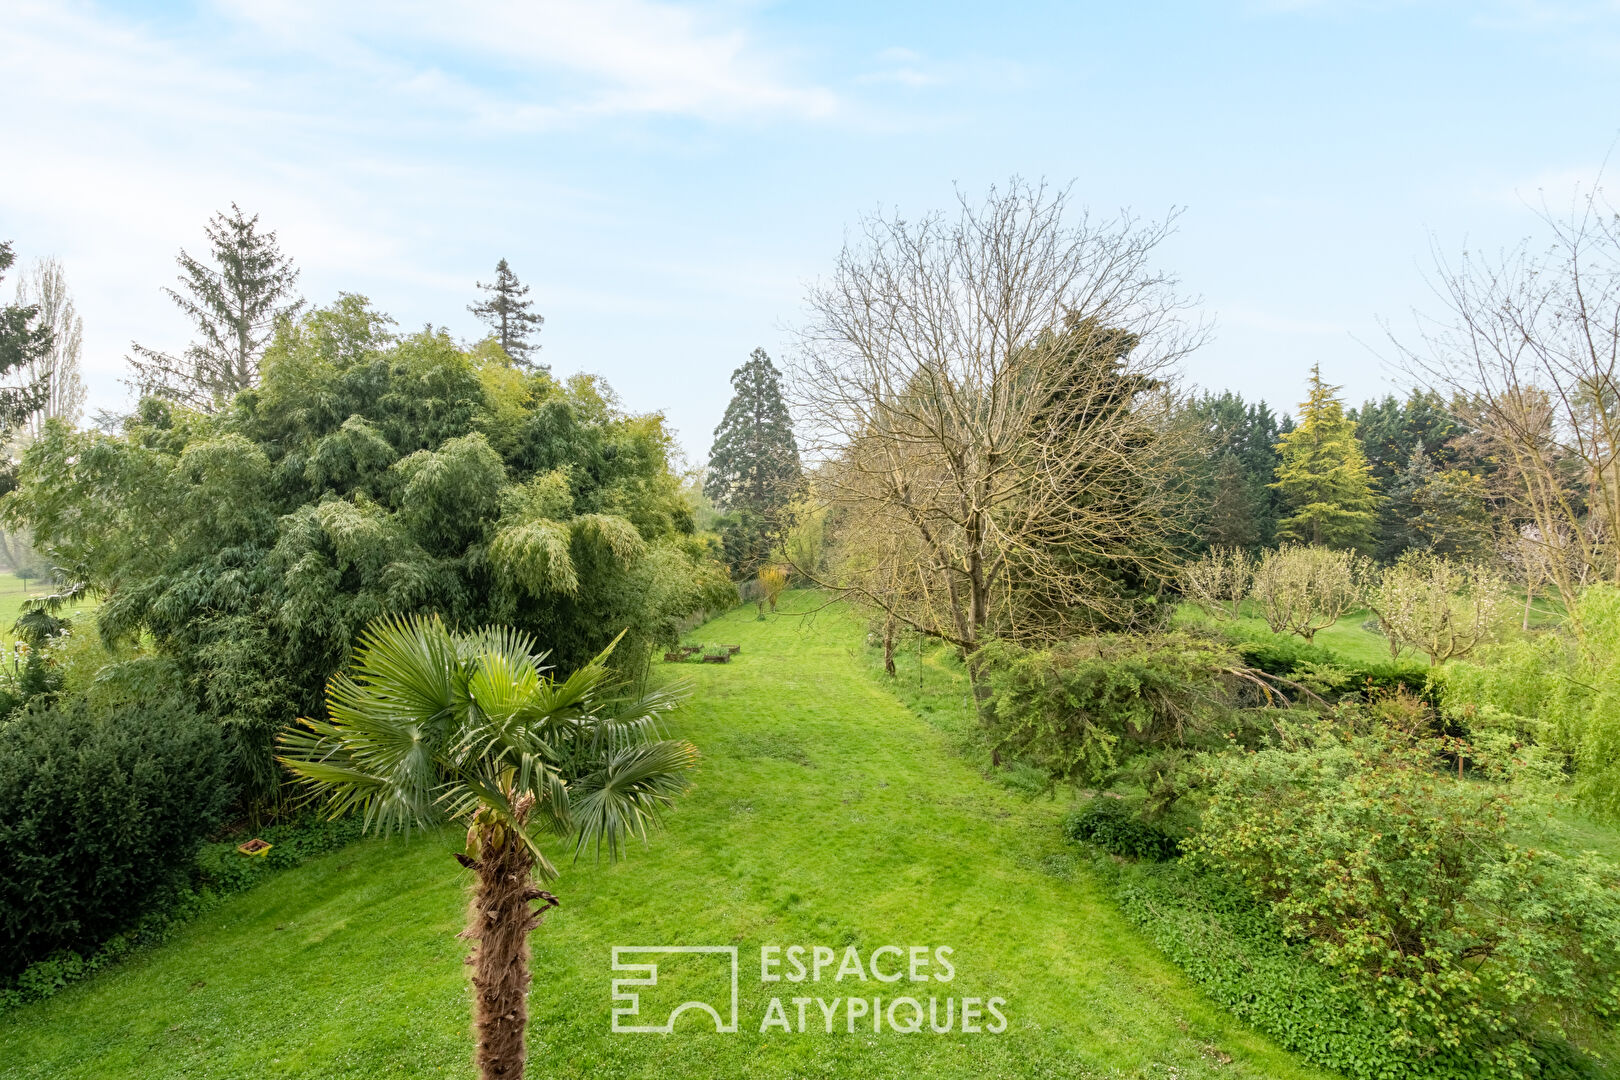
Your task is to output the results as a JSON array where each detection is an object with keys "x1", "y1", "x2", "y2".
[
  {"x1": 980, "y1": 634, "x2": 1258, "y2": 788},
  {"x1": 1232, "y1": 630, "x2": 1431, "y2": 701},
  {"x1": 1192, "y1": 728, "x2": 1620, "y2": 1077},
  {"x1": 1105, "y1": 857, "x2": 1477, "y2": 1079},
  {"x1": 1108, "y1": 858, "x2": 1414, "y2": 1075},
  {"x1": 1063, "y1": 797, "x2": 1180, "y2": 861},
  {"x1": 0, "y1": 696, "x2": 231, "y2": 978}
]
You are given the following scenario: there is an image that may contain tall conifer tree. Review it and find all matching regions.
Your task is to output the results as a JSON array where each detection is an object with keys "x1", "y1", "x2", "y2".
[
  {"x1": 1184, "y1": 391, "x2": 1286, "y2": 547},
  {"x1": 0, "y1": 242, "x2": 48, "y2": 440},
  {"x1": 129, "y1": 204, "x2": 301, "y2": 411},
  {"x1": 1208, "y1": 451, "x2": 1260, "y2": 548},
  {"x1": 1272, "y1": 365, "x2": 1378, "y2": 549},
  {"x1": 705, "y1": 348, "x2": 801, "y2": 575},
  {"x1": 469, "y1": 259, "x2": 545, "y2": 370}
]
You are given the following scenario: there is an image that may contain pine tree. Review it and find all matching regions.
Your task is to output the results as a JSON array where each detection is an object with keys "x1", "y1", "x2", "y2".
[
  {"x1": 1209, "y1": 451, "x2": 1260, "y2": 548},
  {"x1": 1272, "y1": 365, "x2": 1378, "y2": 549},
  {"x1": 705, "y1": 348, "x2": 801, "y2": 575},
  {"x1": 0, "y1": 242, "x2": 49, "y2": 441},
  {"x1": 128, "y1": 204, "x2": 301, "y2": 411},
  {"x1": 469, "y1": 259, "x2": 545, "y2": 370}
]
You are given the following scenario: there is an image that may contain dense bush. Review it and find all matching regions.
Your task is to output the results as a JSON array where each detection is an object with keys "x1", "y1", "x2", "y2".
[
  {"x1": 5, "y1": 297, "x2": 732, "y2": 809},
  {"x1": 1192, "y1": 727, "x2": 1620, "y2": 1076},
  {"x1": 1063, "y1": 796, "x2": 1180, "y2": 860},
  {"x1": 981, "y1": 633, "x2": 1268, "y2": 788},
  {"x1": 0, "y1": 697, "x2": 231, "y2": 977},
  {"x1": 1443, "y1": 584, "x2": 1620, "y2": 820},
  {"x1": 1228, "y1": 625, "x2": 1431, "y2": 702},
  {"x1": 0, "y1": 813, "x2": 362, "y2": 1010}
]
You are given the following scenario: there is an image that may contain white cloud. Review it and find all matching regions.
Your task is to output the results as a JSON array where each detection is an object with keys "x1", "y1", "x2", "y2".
[
  {"x1": 0, "y1": 0, "x2": 849, "y2": 418},
  {"x1": 209, "y1": 0, "x2": 840, "y2": 125}
]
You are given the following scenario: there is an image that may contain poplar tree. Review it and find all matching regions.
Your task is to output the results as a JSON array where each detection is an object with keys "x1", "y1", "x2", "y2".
[
  {"x1": 1272, "y1": 365, "x2": 1378, "y2": 549},
  {"x1": 14, "y1": 256, "x2": 87, "y2": 437},
  {"x1": 128, "y1": 204, "x2": 302, "y2": 411},
  {"x1": 469, "y1": 259, "x2": 545, "y2": 370},
  {"x1": 705, "y1": 347, "x2": 801, "y2": 574}
]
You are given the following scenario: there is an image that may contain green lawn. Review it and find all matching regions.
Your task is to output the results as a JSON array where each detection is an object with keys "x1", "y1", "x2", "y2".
[
  {"x1": 0, "y1": 572, "x2": 86, "y2": 631},
  {"x1": 0, "y1": 592, "x2": 1328, "y2": 1080},
  {"x1": 1174, "y1": 601, "x2": 1414, "y2": 666}
]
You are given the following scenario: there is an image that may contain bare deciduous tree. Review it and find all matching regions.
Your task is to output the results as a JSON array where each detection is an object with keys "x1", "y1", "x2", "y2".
[
  {"x1": 791, "y1": 180, "x2": 1203, "y2": 684},
  {"x1": 1399, "y1": 185, "x2": 1620, "y2": 634},
  {"x1": 1250, "y1": 543, "x2": 1364, "y2": 643},
  {"x1": 13, "y1": 256, "x2": 86, "y2": 437},
  {"x1": 1368, "y1": 552, "x2": 1506, "y2": 664},
  {"x1": 1180, "y1": 546, "x2": 1255, "y2": 622},
  {"x1": 1498, "y1": 522, "x2": 1570, "y2": 631}
]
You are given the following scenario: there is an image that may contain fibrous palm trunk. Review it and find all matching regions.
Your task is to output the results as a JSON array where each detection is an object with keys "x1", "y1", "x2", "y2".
[{"x1": 459, "y1": 809, "x2": 558, "y2": 1080}]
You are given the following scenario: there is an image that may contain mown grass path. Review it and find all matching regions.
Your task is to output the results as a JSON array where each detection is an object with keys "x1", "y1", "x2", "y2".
[{"x1": 0, "y1": 595, "x2": 1327, "y2": 1079}]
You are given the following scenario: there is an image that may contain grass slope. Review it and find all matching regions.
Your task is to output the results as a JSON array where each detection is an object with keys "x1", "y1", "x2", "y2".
[{"x1": 0, "y1": 594, "x2": 1327, "y2": 1079}]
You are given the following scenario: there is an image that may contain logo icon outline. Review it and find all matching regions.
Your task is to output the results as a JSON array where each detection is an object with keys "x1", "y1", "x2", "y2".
[{"x1": 611, "y1": 945, "x2": 739, "y2": 1034}]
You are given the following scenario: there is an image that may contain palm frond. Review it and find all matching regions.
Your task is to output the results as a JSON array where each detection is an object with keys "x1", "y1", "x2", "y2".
[
  {"x1": 336, "y1": 613, "x2": 461, "y2": 732},
  {"x1": 569, "y1": 739, "x2": 699, "y2": 863},
  {"x1": 277, "y1": 714, "x2": 441, "y2": 834},
  {"x1": 281, "y1": 615, "x2": 691, "y2": 872},
  {"x1": 579, "y1": 681, "x2": 691, "y2": 757}
]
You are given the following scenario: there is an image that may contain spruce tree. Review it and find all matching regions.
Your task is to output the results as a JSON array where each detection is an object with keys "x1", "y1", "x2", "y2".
[
  {"x1": 0, "y1": 242, "x2": 50, "y2": 440},
  {"x1": 129, "y1": 205, "x2": 301, "y2": 411},
  {"x1": 1377, "y1": 439, "x2": 1432, "y2": 560},
  {"x1": 469, "y1": 259, "x2": 545, "y2": 370},
  {"x1": 1351, "y1": 390, "x2": 1465, "y2": 557},
  {"x1": 1272, "y1": 365, "x2": 1378, "y2": 549},
  {"x1": 1208, "y1": 451, "x2": 1260, "y2": 548},
  {"x1": 705, "y1": 348, "x2": 801, "y2": 575},
  {"x1": 1185, "y1": 391, "x2": 1285, "y2": 547}
]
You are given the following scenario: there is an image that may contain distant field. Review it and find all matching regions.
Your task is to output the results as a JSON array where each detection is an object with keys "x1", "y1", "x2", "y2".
[
  {"x1": 0, "y1": 573, "x2": 90, "y2": 635},
  {"x1": 1174, "y1": 601, "x2": 1411, "y2": 665}
]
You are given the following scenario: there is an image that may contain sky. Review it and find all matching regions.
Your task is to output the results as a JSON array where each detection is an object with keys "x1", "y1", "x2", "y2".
[{"x1": 2, "y1": 0, "x2": 1618, "y2": 462}]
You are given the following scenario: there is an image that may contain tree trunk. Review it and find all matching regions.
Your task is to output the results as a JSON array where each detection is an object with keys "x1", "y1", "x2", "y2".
[
  {"x1": 460, "y1": 815, "x2": 557, "y2": 1080},
  {"x1": 883, "y1": 612, "x2": 897, "y2": 676}
]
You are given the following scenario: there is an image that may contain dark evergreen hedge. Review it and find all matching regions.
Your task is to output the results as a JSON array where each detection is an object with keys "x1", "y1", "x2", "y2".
[{"x1": 0, "y1": 698, "x2": 230, "y2": 976}]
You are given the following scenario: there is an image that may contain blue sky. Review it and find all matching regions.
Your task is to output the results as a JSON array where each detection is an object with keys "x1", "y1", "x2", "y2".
[{"x1": 2, "y1": 0, "x2": 1617, "y2": 461}]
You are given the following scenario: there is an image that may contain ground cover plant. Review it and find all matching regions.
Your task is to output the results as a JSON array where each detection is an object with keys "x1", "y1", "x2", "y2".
[
  {"x1": 1, "y1": 813, "x2": 362, "y2": 1010},
  {"x1": 0, "y1": 594, "x2": 1331, "y2": 1080}
]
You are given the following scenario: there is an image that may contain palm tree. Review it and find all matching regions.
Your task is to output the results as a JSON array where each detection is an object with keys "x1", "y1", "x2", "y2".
[{"x1": 278, "y1": 614, "x2": 696, "y2": 1080}]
